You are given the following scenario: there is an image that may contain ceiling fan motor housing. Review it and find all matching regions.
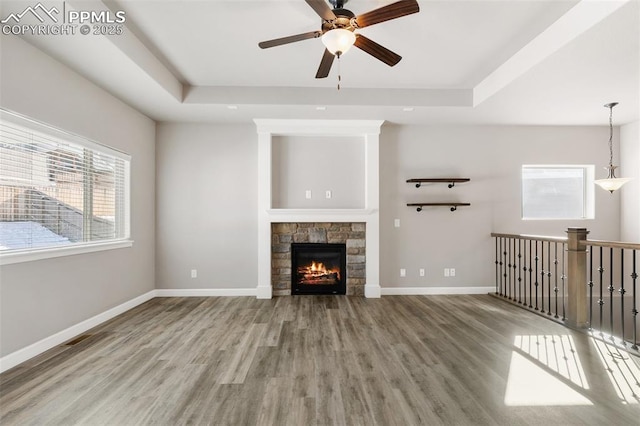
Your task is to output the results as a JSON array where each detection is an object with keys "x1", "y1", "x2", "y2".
[{"x1": 322, "y1": 8, "x2": 356, "y2": 32}]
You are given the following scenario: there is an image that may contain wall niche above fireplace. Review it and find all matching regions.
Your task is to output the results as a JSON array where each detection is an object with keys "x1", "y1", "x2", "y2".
[{"x1": 292, "y1": 243, "x2": 346, "y2": 295}]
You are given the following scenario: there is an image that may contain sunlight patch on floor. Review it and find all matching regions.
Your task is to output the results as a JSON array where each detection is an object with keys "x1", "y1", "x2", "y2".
[
  {"x1": 591, "y1": 338, "x2": 640, "y2": 405},
  {"x1": 514, "y1": 334, "x2": 589, "y2": 388},
  {"x1": 504, "y1": 335, "x2": 592, "y2": 406}
]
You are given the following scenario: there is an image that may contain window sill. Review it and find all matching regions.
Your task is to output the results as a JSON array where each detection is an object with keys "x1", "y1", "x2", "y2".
[{"x1": 0, "y1": 239, "x2": 134, "y2": 266}]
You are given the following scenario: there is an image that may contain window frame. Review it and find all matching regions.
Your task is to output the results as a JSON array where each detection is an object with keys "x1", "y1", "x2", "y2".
[
  {"x1": 0, "y1": 109, "x2": 132, "y2": 265},
  {"x1": 521, "y1": 164, "x2": 595, "y2": 221}
]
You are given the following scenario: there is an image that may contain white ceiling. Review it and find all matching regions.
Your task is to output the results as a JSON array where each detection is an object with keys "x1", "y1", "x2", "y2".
[{"x1": 2, "y1": 0, "x2": 639, "y2": 125}]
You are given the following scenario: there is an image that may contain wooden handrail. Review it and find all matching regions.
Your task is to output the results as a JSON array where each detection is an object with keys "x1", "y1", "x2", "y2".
[
  {"x1": 491, "y1": 233, "x2": 640, "y2": 249},
  {"x1": 581, "y1": 239, "x2": 640, "y2": 250},
  {"x1": 490, "y1": 232, "x2": 567, "y2": 243}
]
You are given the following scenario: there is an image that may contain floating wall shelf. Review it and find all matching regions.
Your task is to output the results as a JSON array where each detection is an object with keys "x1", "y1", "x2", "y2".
[
  {"x1": 406, "y1": 178, "x2": 471, "y2": 188},
  {"x1": 406, "y1": 177, "x2": 471, "y2": 212},
  {"x1": 407, "y1": 202, "x2": 471, "y2": 212}
]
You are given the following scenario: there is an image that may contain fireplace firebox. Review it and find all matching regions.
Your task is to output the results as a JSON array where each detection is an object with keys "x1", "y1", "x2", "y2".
[{"x1": 291, "y1": 243, "x2": 346, "y2": 295}]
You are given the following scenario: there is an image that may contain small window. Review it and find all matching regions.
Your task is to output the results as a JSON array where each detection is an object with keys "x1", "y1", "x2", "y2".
[
  {"x1": 0, "y1": 109, "x2": 131, "y2": 253},
  {"x1": 522, "y1": 165, "x2": 594, "y2": 220}
]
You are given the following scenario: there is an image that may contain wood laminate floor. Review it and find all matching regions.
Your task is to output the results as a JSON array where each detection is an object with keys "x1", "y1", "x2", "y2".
[{"x1": 1, "y1": 295, "x2": 639, "y2": 425}]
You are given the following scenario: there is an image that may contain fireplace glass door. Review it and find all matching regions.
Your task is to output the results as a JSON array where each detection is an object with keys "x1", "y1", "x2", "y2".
[{"x1": 291, "y1": 243, "x2": 346, "y2": 295}]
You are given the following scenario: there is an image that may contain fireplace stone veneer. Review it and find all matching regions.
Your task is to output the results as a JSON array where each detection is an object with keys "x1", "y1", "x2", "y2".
[{"x1": 272, "y1": 222, "x2": 366, "y2": 296}]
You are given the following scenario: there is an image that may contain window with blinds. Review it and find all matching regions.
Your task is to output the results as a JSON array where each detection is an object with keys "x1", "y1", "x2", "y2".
[{"x1": 0, "y1": 110, "x2": 130, "y2": 252}]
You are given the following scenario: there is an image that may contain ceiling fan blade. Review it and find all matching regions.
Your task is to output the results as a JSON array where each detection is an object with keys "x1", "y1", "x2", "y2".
[
  {"x1": 354, "y1": 0, "x2": 419, "y2": 28},
  {"x1": 259, "y1": 31, "x2": 322, "y2": 49},
  {"x1": 315, "y1": 49, "x2": 335, "y2": 78},
  {"x1": 305, "y1": 0, "x2": 337, "y2": 21},
  {"x1": 354, "y1": 34, "x2": 402, "y2": 66}
]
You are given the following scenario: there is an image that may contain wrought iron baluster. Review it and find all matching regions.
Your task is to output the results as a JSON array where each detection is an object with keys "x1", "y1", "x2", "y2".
[
  {"x1": 609, "y1": 247, "x2": 614, "y2": 340},
  {"x1": 619, "y1": 249, "x2": 625, "y2": 345},
  {"x1": 524, "y1": 239, "x2": 528, "y2": 304},
  {"x1": 632, "y1": 250, "x2": 638, "y2": 350},
  {"x1": 513, "y1": 238, "x2": 518, "y2": 302},
  {"x1": 598, "y1": 246, "x2": 604, "y2": 334},
  {"x1": 529, "y1": 240, "x2": 533, "y2": 308},
  {"x1": 518, "y1": 239, "x2": 522, "y2": 304},
  {"x1": 499, "y1": 237, "x2": 503, "y2": 296},
  {"x1": 508, "y1": 238, "x2": 512, "y2": 300},
  {"x1": 561, "y1": 242, "x2": 566, "y2": 321},
  {"x1": 503, "y1": 238, "x2": 508, "y2": 298},
  {"x1": 494, "y1": 237, "x2": 499, "y2": 295},
  {"x1": 547, "y1": 240, "x2": 552, "y2": 315},
  {"x1": 554, "y1": 242, "x2": 559, "y2": 319},
  {"x1": 588, "y1": 246, "x2": 594, "y2": 329},
  {"x1": 540, "y1": 241, "x2": 545, "y2": 314},
  {"x1": 535, "y1": 241, "x2": 539, "y2": 311}
]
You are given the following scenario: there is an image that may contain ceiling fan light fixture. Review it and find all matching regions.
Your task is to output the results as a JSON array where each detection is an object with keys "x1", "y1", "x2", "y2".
[{"x1": 321, "y1": 28, "x2": 356, "y2": 55}]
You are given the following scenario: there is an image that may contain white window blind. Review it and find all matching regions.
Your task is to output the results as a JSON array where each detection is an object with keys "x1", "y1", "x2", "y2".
[
  {"x1": 0, "y1": 110, "x2": 130, "y2": 252},
  {"x1": 522, "y1": 165, "x2": 594, "y2": 220}
]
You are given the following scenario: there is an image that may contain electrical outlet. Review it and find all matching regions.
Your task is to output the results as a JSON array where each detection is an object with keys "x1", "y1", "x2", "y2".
[
  {"x1": 400, "y1": 268, "x2": 406, "y2": 277},
  {"x1": 419, "y1": 268, "x2": 425, "y2": 277},
  {"x1": 444, "y1": 268, "x2": 450, "y2": 277},
  {"x1": 394, "y1": 219, "x2": 400, "y2": 228},
  {"x1": 191, "y1": 269, "x2": 197, "y2": 278},
  {"x1": 450, "y1": 268, "x2": 456, "y2": 277},
  {"x1": 325, "y1": 190, "x2": 332, "y2": 199},
  {"x1": 305, "y1": 190, "x2": 312, "y2": 199}
]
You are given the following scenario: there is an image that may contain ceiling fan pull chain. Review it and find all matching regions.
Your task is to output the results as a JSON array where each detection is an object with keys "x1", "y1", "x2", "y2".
[{"x1": 337, "y1": 52, "x2": 342, "y2": 90}]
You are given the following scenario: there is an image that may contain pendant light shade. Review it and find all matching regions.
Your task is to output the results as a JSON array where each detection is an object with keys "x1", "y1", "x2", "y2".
[
  {"x1": 594, "y1": 102, "x2": 630, "y2": 194},
  {"x1": 594, "y1": 171, "x2": 631, "y2": 193}
]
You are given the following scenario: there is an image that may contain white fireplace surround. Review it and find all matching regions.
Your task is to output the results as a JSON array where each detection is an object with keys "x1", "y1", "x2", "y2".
[{"x1": 255, "y1": 119, "x2": 383, "y2": 299}]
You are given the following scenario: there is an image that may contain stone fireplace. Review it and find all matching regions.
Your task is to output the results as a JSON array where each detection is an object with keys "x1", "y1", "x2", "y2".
[{"x1": 272, "y1": 222, "x2": 365, "y2": 296}]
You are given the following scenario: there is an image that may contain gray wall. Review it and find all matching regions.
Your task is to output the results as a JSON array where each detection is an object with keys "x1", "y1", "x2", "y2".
[
  {"x1": 272, "y1": 135, "x2": 365, "y2": 209},
  {"x1": 156, "y1": 122, "x2": 621, "y2": 292},
  {"x1": 0, "y1": 36, "x2": 156, "y2": 357},
  {"x1": 621, "y1": 120, "x2": 640, "y2": 242},
  {"x1": 378, "y1": 124, "x2": 621, "y2": 288},
  {"x1": 155, "y1": 123, "x2": 258, "y2": 289}
]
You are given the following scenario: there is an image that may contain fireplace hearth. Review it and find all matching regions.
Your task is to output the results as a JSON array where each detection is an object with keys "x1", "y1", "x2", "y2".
[{"x1": 291, "y1": 243, "x2": 346, "y2": 295}]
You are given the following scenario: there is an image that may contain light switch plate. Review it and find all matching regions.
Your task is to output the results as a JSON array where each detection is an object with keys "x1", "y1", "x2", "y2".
[
  {"x1": 419, "y1": 268, "x2": 425, "y2": 277},
  {"x1": 325, "y1": 190, "x2": 332, "y2": 199},
  {"x1": 400, "y1": 268, "x2": 406, "y2": 277},
  {"x1": 394, "y1": 219, "x2": 400, "y2": 228},
  {"x1": 444, "y1": 268, "x2": 450, "y2": 277},
  {"x1": 305, "y1": 190, "x2": 312, "y2": 199}
]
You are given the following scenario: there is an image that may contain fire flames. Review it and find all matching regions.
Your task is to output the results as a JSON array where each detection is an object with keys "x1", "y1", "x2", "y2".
[{"x1": 298, "y1": 260, "x2": 340, "y2": 284}]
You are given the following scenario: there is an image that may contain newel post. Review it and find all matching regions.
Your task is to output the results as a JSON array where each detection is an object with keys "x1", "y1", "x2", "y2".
[{"x1": 566, "y1": 227, "x2": 589, "y2": 329}]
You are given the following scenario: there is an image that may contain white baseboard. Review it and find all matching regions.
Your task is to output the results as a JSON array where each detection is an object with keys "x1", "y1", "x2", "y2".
[
  {"x1": 381, "y1": 286, "x2": 494, "y2": 295},
  {"x1": 0, "y1": 290, "x2": 156, "y2": 374},
  {"x1": 155, "y1": 288, "x2": 257, "y2": 297}
]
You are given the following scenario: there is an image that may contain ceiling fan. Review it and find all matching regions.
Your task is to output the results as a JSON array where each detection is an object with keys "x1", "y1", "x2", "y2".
[{"x1": 258, "y1": 0, "x2": 420, "y2": 79}]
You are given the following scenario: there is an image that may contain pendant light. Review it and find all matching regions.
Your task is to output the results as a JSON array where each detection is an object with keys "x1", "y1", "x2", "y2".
[{"x1": 594, "y1": 102, "x2": 631, "y2": 193}]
